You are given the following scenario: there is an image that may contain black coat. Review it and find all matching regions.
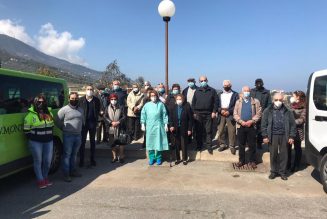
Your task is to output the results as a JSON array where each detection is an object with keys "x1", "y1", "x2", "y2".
[
  {"x1": 192, "y1": 86, "x2": 218, "y2": 114},
  {"x1": 169, "y1": 102, "x2": 193, "y2": 136},
  {"x1": 79, "y1": 96, "x2": 101, "y2": 123},
  {"x1": 250, "y1": 87, "x2": 271, "y2": 110}
]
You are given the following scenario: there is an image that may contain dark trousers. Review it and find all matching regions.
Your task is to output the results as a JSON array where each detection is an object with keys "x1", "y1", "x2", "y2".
[
  {"x1": 174, "y1": 128, "x2": 188, "y2": 161},
  {"x1": 270, "y1": 135, "x2": 288, "y2": 176},
  {"x1": 127, "y1": 116, "x2": 141, "y2": 140},
  {"x1": 256, "y1": 122, "x2": 263, "y2": 147},
  {"x1": 96, "y1": 120, "x2": 108, "y2": 142},
  {"x1": 195, "y1": 113, "x2": 212, "y2": 149},
  {"x1": 80, "y1": 122, "x2": 97, "y2": 164},
  {"x1": 287, "y1": 138, "x2": 302, "y2": 169},
  {"x1": 238, "y1": 126, "x2": 256, "y2": 163}
]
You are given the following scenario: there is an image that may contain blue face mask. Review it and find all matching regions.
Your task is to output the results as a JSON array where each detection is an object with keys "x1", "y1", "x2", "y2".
[
  {"x1": 159, "y1": 88, "x2": 165, "y2": 94},
  {"x1": 172, "y1": 90, "x2": 180, "y2": 95},
  {"x1": 243, "y1": 91, "x2": 250, "y2": 99},
  {"x1": 200, "y1": 81, "x2": 208, "y2": 87},
  {"x1": 188, "y1": 82, "x2": 195, "y2": 88}
]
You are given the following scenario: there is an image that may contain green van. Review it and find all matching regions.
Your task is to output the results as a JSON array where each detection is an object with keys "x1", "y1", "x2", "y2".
[{"x1": 0, "y1": 68, "x2": 68, "y2": 178}]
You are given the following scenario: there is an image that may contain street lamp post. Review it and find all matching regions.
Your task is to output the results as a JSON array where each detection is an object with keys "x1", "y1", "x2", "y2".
[{"x1": 158, "y1": 0, "x2": 175, "y2": 95}]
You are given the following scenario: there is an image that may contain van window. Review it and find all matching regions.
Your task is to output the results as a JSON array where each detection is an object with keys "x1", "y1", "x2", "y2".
[
  {"x1": 0, "y1": 75, "x2": 64, "y2": 114},
  {"x1": 313, "y1": 75, "x2": 327, "y2": 111}
]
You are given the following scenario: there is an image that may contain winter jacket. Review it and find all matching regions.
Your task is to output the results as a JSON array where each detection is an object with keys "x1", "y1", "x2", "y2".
[
  {"x1": 79, "y1": 95, "x2": 101, "y2": 123},
  {"x1": 261, "y1": 104, "x2": 297, "y2": 142},
  {"x1": 250, "y1": 87, "x2": 271, "y2": 110},
  {"x1": 233, "y1": 97, "x2": 262, "y2": 129},
  {"x1": 192, "y1": 86, "x2": 218, "y2": 114},
  {"x1": 24, "y1": 106, "x2": 54, "y2": 142},
  {"x1": 127, "y1": 91, "x2": 144, "y2": 117}
]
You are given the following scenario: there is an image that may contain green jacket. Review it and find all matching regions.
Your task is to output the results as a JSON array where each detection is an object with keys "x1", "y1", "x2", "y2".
[{"x1": 24, "y1": 106, "x2": 54, "y2": 142}]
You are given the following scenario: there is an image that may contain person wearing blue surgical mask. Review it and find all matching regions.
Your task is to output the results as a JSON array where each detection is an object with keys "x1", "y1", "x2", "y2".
[
  {"x1": 233, "y1": 86, "x2": 262, "y2": 169},
  {"x1": 192, "y1": 76, "x2": 218, "y2": 154},
  {"x1": 182, "y1": 78, "x2": 198, "y2": 107}
]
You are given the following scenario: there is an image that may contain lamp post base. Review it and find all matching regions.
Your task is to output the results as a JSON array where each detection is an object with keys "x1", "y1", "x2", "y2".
[{"x1": 163, "y1": 17, "x2": 171, "y2": 22}]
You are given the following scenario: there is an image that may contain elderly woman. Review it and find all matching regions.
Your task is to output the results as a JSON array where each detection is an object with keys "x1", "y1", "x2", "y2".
[
  {"x1": 104, "y1": 93, "x2": 126, "y2": 163},
  {"x1": 24, "y1": 94, "x2": 54, "y2": 188},
  {"x1": 141, "y1": 90, "x2": 169, "y2": 165},
  {"x1": 287, "y1": 90, "x2": 306, "y2": 172},
  {"x1": 169, "y1": 94, "x2": 193, "y2": 165},
  {"x1": 127, "y1": 83, "x2": 144, "y2": 141}
]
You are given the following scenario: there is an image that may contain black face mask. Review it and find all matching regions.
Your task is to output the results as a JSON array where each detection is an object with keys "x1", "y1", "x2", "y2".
[
  {"x1": 224, "y1": 86, "x2": 231, "y2": 92},
  {"x1": 256, "y1": 83, "x2": 263, "y2": 90},
  {"x1": 70, "y1": 100, "x2": 79, "y2": 107}
]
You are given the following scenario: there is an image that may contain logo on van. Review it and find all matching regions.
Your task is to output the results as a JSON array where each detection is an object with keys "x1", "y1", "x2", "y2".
[{"x1": 0, "y1": 124, "x2": 24, "y2": 135}]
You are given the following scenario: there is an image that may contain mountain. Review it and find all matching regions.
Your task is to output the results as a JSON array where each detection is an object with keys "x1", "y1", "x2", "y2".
[{"x1": 0, "y1": 34, "x2": 101, "y2": 80}]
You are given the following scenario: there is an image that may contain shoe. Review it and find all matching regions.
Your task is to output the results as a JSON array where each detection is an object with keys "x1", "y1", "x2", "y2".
[
  {"x1": 208, "y1": 148, "x2": 213, "y2": 155},
  {"x1": 281, "y1": 175, "x2": 288, "y2": 181},
  {"x1": 175, "y1": 160, "x2": 181, "y2": 165},
  {"x1": 119, "y1": 158, "x2": 125, "y2": 164},
  {"x1": 44, "y1": 178, "x2": 53, "y2": 186},
  {"x1": 218, "y1": 145, "x2": 227, "y2": 152},
  {"x1": 91, "y1": 160, "x2": 97, "y2": 167},
  {"x1": 230, "y1": 147, "x2": 236, "y2": 155},
  {"x1": 235, "y1": 162, "x2": 245, "y2": 168},
  {"x1": 37, "y1": 180, "x2": 47, "y2": 189},
  {"x1": 111, "y1": 158, "x2": 118, "y2": 163},
  {"x1": 70, "y1": 171, "x2": 82, "y2": 177},
  {"x1": 249, "y1": 162, "x2": 257, "y2": 169},
  {"x1": 183, "y1": 161, "x2": 188, "y2": 165},
  {"x1": 64, "y1": 175, "x2": 72, "y2": 182},
  {"x1": 149, "y1": 159, "x2": 155, "y2": 166},
  {"x1": 269, "y1": 173, "x2": 278, "y2": 180},
  {"x1": 156, "y1": 159, "x2": 162, "y2": 165}
]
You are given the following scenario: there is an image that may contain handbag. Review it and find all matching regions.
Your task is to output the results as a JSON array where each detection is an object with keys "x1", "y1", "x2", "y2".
[{"x1": 117, "y1": 129, "x2": 131, "y2": 145}]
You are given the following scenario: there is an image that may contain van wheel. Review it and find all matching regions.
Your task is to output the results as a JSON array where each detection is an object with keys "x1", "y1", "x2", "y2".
[
  {"x1": 49, "y1": 138, "x2": 62, "y2": 174},
  {"x1": 320, "y1": 154, "x2": 327, "y2": 193}
]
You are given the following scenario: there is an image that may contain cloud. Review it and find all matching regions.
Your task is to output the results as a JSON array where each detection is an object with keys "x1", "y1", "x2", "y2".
[
  {"x1": 0, "y1": 19, "x2": 34, "y2": 45},
  {"x1": 36, "y1": 23, "x2": 87, "y2": 66},
  {"x1": 0, "y1": 19, "x2": 87, "y2": 66}
]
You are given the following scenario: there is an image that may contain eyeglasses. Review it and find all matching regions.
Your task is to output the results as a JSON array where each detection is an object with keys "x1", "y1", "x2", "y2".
[
  {"x1": 274, "y1": 99, "x2": 283, "y2": 101},
  {"x1": 200, "y1": 80, "x2": 207, "y2": 82}
]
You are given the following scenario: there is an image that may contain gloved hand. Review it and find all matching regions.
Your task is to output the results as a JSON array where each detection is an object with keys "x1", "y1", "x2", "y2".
[
  {"x1": 165, "y1": 124, "x2": 168, "y2": 132},
  {"x1": 141, "y1": 124, "x2": 146, "y2": 132}
]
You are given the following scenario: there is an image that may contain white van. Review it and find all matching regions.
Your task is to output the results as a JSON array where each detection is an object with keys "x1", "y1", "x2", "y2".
[{"x1": 306, "y1": 69, "x2": 327, "y2": 192}]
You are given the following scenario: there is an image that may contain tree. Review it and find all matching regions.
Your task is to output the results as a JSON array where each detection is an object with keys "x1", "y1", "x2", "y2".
[
  {"x1": 37, "y1": 67, "x2": 56, "y2": 78},
  {"x1": 135, "y1": 76, "x2": 145, "y2": 86},
  {"x1": 101, "y1": 60, "x2": 134, "y2": 87}
]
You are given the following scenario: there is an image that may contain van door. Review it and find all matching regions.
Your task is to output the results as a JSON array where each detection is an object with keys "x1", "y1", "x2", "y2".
[{"x1": 308, "y1": 70, "x2": 327, "y2": 152}]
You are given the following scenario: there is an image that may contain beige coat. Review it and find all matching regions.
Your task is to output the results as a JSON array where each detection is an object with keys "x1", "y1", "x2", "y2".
[
  {"x1": 127, "y1": 91, "x2": 144, "y2": 117},
  {"x1": 233, "y1": 97, "x2": 262, "y2": 129}
]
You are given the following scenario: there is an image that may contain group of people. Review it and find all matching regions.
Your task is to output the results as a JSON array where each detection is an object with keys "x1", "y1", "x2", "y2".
[{"x1": 23, "y1": 76, "x2": 306, "y2": 188}]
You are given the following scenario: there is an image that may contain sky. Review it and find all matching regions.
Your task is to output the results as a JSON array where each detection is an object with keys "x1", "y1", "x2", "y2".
[{"x1": 0, "y1": 0, "x2": 327, "y2": 91}]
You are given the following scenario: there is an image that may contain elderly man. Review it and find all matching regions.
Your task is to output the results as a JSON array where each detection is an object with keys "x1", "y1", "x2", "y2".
[
  {"x1": 182, "y1": 78, "x2": 198, "y2": 107},
  {"x1": 261, "y1": 92, "x2": 296, "y2": 180},
  {"x1": 192, "y1": 76, "x2": 218, "y2": 154},
  {"x1": 110, "y1": 80, "x2": 127, "y2": 106},
  {"x1": 234, "y1": 86, "x2": 262, "y2": 168},
  {"x1": 216, "y1": 80, "x2": 239, "y2": 154}
]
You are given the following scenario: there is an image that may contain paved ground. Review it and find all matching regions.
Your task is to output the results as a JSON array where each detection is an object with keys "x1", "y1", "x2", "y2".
[{"x1": 0, "y1": 154, "x2": 326, "y2": 219}]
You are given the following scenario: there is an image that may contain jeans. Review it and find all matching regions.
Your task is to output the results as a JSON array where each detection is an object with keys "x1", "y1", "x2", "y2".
[
  {"x1": 62, "y1": 133, "x2": 81, "y2": 175},
  {"x1": 28, "y1": 140, "x2": 53, "y2": 181}
]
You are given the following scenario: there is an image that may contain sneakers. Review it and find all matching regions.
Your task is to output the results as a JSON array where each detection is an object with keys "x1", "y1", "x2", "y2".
[
  {"x1": 44, "y1": 178, "x2": 53, "y2": 187},
  {"x1": 37, "y1": 180, "x2": 47, "y2": 189}
]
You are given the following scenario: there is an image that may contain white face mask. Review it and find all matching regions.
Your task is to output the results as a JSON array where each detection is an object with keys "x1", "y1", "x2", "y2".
[
  {"x1": 176, "y1": 100, "x2": 183, "y2": 105},
  {"x1": 144, "y1": 85, "x2": 150, "y2": 90},
  {"x1": 111, "y1": 100, "x2": 117, "y2": 105},
  {"x1": 133, "y1": 88, "x2": 139, "y2": 93},
  {"x1": 274, "y1": 101, "x2": 283, "y2": 108},
  {"x1": 150, "y1": 97, "x2": 157, "y2": 102},
  {"x1": 113, "y1": 85, "x2": 119, "y2": 90},
  {"x1": 86, "y1": 90, "x2": 93, "y2": 97}
]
